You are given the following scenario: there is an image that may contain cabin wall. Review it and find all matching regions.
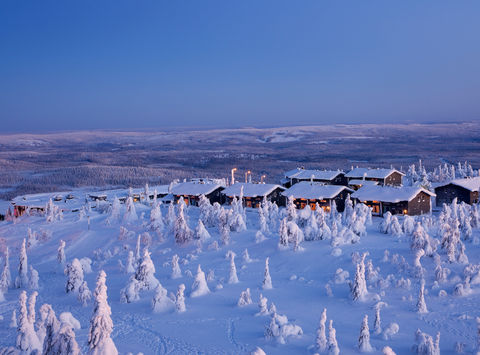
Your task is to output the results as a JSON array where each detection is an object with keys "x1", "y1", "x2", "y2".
[
  {"x1": 407, "y1": 191, "x2": 431, "y2": 215},
  {"x1": 385, "y1": 172, "x2": 403, "y2": 186},
  {"x1": 435, "y1": 184, "x2": 472, "y2": 206}
]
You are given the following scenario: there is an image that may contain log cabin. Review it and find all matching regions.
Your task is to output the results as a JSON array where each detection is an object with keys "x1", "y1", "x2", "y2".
[
  {"x1": 434, "y1": 177, "x2": 480, "y2": 206},
  {"x1": 170, "y1": 181, "x2": 225, "y2": 206},
  {"x1": 345, "y1": 168, "x2": 404, "y2": 187},
  {"x1": 282, "y1": 182, "x2": 353, "y2": 212},
  {"x1": 352, "y1": 185, "x2": 435, "y2": 216},
  {"x1": 222, "y1": 183, "x2": 285, "y2": 208},
  {"x1": 281, "y1": 168, "x2": 346, "y2": 188}
]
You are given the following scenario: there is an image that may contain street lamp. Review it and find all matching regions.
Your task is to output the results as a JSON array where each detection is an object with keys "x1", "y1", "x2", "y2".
[
  {"x1": 261, "y1": 174, "x2": 266, "y2": 183},
  {"x1": 231, "y1": 168, "x2": 237, "y2": 185},
  {"x1": 245, "y1": 170, "x2": 251, "y2": 183}
]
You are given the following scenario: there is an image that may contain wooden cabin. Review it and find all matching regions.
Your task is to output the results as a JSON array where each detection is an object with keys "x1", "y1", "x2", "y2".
[
  {"x1": 352, "y1": 185, "x2": 435, "y2": 216},
  {"x1": 170, "y1": 181, "x2": 225, "y2": 206},
  {"x1": 282, "y1": 182, "x2": 353, "y2": 212},
  {"x1": 281, "y1": 168, "x2": 345, "y2": 188},
  {"x1": 222, "y1": 183, "x2": 285, "y2": 208},
  {"x1": 345, "y1": 168, "x2": 404, "y2": 187},
  {"x1": 434, "y1": 177, "x2": 480, "y2": 206}
]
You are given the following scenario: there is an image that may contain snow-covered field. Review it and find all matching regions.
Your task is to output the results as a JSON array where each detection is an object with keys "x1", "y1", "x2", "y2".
[{"x1": 0, "y1": 197, "x2": 479, "y2": 354}]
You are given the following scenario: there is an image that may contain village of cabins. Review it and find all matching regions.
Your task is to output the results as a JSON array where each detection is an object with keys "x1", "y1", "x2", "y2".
[{"x1": 5, "y1": 166, "x2": 480, "y2": 220}]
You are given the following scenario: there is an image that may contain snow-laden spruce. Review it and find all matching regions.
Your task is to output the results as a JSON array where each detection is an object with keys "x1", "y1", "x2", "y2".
[
  {"x1": 328, "y1": 319, "x2": 340, "y2": 355},
  {"x1": 175, "y1": 284, "x2": 186, "y2": 313},
  {"x1": 351, "y1": 252, "x2": 368, "y2": 301},
  {"x1": 174, "y1": 200, "x2": 193, "y2": 244},
  {"x1": 416, "y1": 279, "x2": 428, "y2": 314},
  {"x1": 16, "y1": 291, "x2": 41, "y2": 353},
  {"x1": 78, "y1": 280, "x2": 92, "y2": 306},
  {"x1": 237, "y1": 288, "x2": 252, "y2": 307},
  {"x1": 0, "y1": 247, "x2": 12, "y2": 291},
  {"x1": 190, "y1": 265, "x2": 210, "y2": 297},
  {"x1": 227, "y1": 251, "x2": 239, "y2": 284},
  {"x1": 87, "y1": 270, "x2": 118, "y2": 355},
  {"x1": 152, "y1": 283, "x2": 174, "y2": 313},
  {"x1": 358, "y1": 314, "x2": 373, "y2": 352},
  {"x1": 65, "y1": 258, "x2": 84, "y2": 294},
  {"x1": 262, "y1": 257, "x2": 273, "y2": 290},
  {"x1": 123, "y1": 196, "x2": 138, "y2": 224},
  {"x1": 15, "y1": 239, "x2": 29, "y2": 289},
  {"x1": 315, "y1": 308, "x2": 327, "y2": 352},
  {"x1": 171, "y1": 254, "x2": 182, "y2": 279},
  {"x1": 57, "y1": 240, "x2": 66, "y2": 267}
]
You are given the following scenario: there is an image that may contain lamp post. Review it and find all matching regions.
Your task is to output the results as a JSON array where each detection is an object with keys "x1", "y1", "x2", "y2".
[
  {"x1": 261, "y1": 174, "x2": 266, "y2": 183},
  {"x1": 245, "y1": 170, "x2": 251, "y2": 183},
  {"x1": 231, "y1": 168, "x2": 237, "y2": 185}
]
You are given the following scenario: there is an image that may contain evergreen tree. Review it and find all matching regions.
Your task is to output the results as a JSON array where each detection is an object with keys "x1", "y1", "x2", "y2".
[
  {"x1": 16, "y1": 291, "x2": 41, "y2": 353},
  {"x1": 316, "y1": 308, "x2": 327, "y2": 352},
  {"x1": 15, "y1": 239, "x2": 29, "y2": 289},
  {"x1": 358, "y1": 315, "x2": 373, "y2": 352},
  {"x1": 64, "y1": 258, "x2": 84, "y2": 294},
  {"x1": 151, "y1": 283, "x2": 174, "y2": 313},
  {"x1": 175, "y1": 284, "x2": 186, "y2": 313},
  {"x1": 57, "y1": 240, "x2": 66, "y2": 266},
  {"x1": 328, "y1": 320, "x2": 340, "y2": 355},
  {"x1": 190, "y1": 265, "x2": 210, "y2": 297},
  {"x1": 416, "y1": 280, "x2": 428, "y2": 314},
  {"x1": 227, "y1": 251, "x2": 239, "y2": 284},
  {"x1": 78, "y1": 280, "x2": 92, "y2": 307},
  {"x1": 237, "y1": 288, "x2": 252, "y2": 307},
  {"x1": 171, "y1": 254, "x2": 182, "y2": 279},
  {"x1": 262, "y1": 257, "x2": 273, "y2": 290}
]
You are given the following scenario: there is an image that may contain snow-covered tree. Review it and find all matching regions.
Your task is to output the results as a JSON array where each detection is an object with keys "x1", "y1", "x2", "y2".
[
  {"x1": 15, "y1": 239, "x2": 29, "y2": 289},
  {"x1": 149, "y1": 203, "x2": 164, "y2": 232},
  {"x1": 47, "y1": 322, "x2": 81, "y2": 355},
  {"x1": 37, "y1": 303, "x2": 60, "y2": 351},
  {"x1": 16, "y1": 291, "x2": 41, "y2": 353},
  {"x1": 195, "y1": 219, "x2": 211, "y2": 241},
  {"x1": 0, "y1": 247, "x2": 12, "y2": 291},
  {"x1": 328, "y1": 320, "x2": 340, "y2": 355},
  {"x1": 64, "y1": 258, "x2": 84, "y2": 294},
  {"x1": 286, "y1": 196, "x2": 297, "y2": 222},
  {"x1": 227, "y1": 251, "x2": 239, "y2": 284},
  {"x1": 379, "y1": 212, "x2": 392, "y2": 234},
  {"x1": 78, "y1": 280, "x2": 92, "y2": 307},
  {"x1": 151, "y1": 283, "x2": 174, "y2": 313},
  {"x1": 257, "y1": 294, "x2": 269, "y2": 315},
  {"x1": 171, "y1": 254, "x2": 182, "y2": 279},
  {"x1": 358, "y1": 315, "x2": 373, "y2": 352},
  {"x1": 174, "y1": 201, "x2": 193, "y2": 244},
  {"x1": 351, "y1": 253, "x2": 368, "y2": 301},
  {"x1": 134, "y1": 248, "x2": 159, "y2": 291},
  {"x1": 413, "y1": 329, "x2": 440, "y2": 355},
  {"x1": 374, "y1": 302, "x2": 387, "y2": 335},
  {"x1": 57, "y1": 240, "x2": 66, "y2": 267},
  {"x1": 278, "y1": 218, "x2": 289, "y2": 250},
  {"x1": 125, "y1": 251, "x2": 135, "y2": 274},
  {"x1": 387, "y1": 216, "x2": 402, "y2": 237},
  {"x1": 316, "y1": 308, "x2": 327, "y2": 352},
  {"x1": 238, "y1": 288, "x2": 252, "y2": 307},
  {"x1": 175, "y1": 284, "x2": 186, "y2": 313},
  {"x1": 262, "y1": 257, "x2": 273, "y2": 290},
  {"x1": 243, "y1": 248, "x2": 252, "y2": 263},
  {"x1": 190, "y1": 265, "x2": 210, "y2": 297},
  {"x1": 220, "y1": 223, "x2": 230, "y2": 246},
  {"x1": 10, "y1": 309, "x2": 17, "y2": 328},
  {"x1": 28, "y1": 266, "x2": 39, "y2": 290},
  {"x1": 403, "y1": 215, "x2": 415, "y2": 235},
  {"x1": 87, "y1": 270, "x2": 118, "y2": 355},
  {"x1": 416, "y1": 280, "x2": 428, "y2": 314},
  {"x1": 123, "y1": 196, "x2": 138, "y2": 224}
]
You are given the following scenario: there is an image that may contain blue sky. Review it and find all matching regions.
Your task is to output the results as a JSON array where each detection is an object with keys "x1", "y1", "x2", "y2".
[{"x1": 1, "y1": 1, "x2": 479, "y2": 131}]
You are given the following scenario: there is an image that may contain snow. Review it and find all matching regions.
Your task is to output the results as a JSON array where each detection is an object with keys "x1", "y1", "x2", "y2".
[
  {"x1": 346, "y1": 168, "x2": 405, "y2": 179},
  {"x1": 284, "y1": 168, "x2": 344, "y2": 181},
  {"x1": 282, "y1": 182, "x2": 353, "y2": 200},
  {"x1": 352, "y1": 185, "x2": 435, "y2": 203},
  {"x1": 435, "y1": 177, "x2": 480, "y2": 192},
  {"x1": 222, "y1": 183, "x2": 284, "y2": 198},
  {"x1": 0, "y1": 196, "x2": 480, "y2": 354},
  {"x1": 170, "y1": 182, "x2": 224, "y2": 197},
  {"x1": 348, "y1": 179, "x2": 379, "y2": 186}
]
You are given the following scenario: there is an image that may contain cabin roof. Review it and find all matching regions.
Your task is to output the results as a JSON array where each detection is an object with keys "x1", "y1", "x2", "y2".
[
  {"x1": 352, "y1": 185, "x2": 435, "y2": 203},
  {"x1": 282, "y1": 182, "x2": 353, "y2": 200},
  {"x1": 222, "y1": 183, "x2": 284, "y2": 198},
  {"x1": 345, "y1": 167, "x2": 405, "y2": 179},
  {"x1": 434, "y1": 177, "x2": 480, "y2": 192},
  {"x1": 170, "y1": 181, "x2": 224, "y2": 196},
  {"x1": 348, "y1": 179, "x2": 379, "y2": 186},
  {"x1": 284, "y1": 168, "x2": 344, "y2": 181}
]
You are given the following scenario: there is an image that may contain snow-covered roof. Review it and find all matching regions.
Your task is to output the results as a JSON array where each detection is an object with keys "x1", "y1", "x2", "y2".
[
  {"x1": 284, "y1": 168, "x2": 343, "y2": 181},
  {"x1": 282, "y1": 182, "x2": 353, "y2": 200},
  {"x1": 352, "y1": 185, "x2": 435, "y2": 203},
  {"x1": 434, "y1": 177, "x2": 480, "y2": 192},
  {"x1": 345, "y1": 168, "x2": 405, "y2": 179},
  {"x1": 170, "y1": 182, "x2": 224, "y2": 196},
  {"x1": 222, "y1": 183, "x2": 284, "y2": 198},
  {"x1": 11, "y1": 191, "x2": 86, "y2": 210},
  {"x1": 348, "y1": 179, "x2": 379, "y2": 186}
]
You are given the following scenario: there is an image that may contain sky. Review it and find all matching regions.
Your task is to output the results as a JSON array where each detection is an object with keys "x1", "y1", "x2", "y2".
[{"x1": 0, "y1": 1, "x2": 479, "y2": 132}]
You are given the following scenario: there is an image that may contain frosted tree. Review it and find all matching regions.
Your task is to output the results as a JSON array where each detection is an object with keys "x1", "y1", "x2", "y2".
[
  {"x1": 387, "y1": 216, "x2": 402, "y2": 237},
  {"x1": 134, "y1": 234, "x2": 141, "y2": 265},
  {"x1": 358, "y1": 315, "x2": 373, "y2": 352},
  {"x1": 257, "y1": 294, "x2": 269, "y2": 315},
  {"x1": 125, "y1": 251, "x2": 135, "y2": 274},
  {"x1": 227, "y1": 251, "x2": 239, "y2": 284},
  {"x1": 259, "y1": 207, "x2": 269, "y2": 235},
  {"x1": 134, "y1": 248, "x2": 159, "y2": 290},
  {"x1": 190, "y1": 265, "x2": 210, "y2": 297},
  {"x1": 171, "y1": 254, "x2": 182, "y2": 279},
  {"x1": 328, "y1": 320, "x2": 340, "y2": 355},
  {"x1": 174, "y1": 201, "x2": 193, "y2": 244},
  {"x1": 351, "y1": 253, "x2": 368, "y2": 301},
  {"x1": 15, "y1": 239, "x2": 29, "y2": 288},
  {"x1": 403, "y1": 215, "x2": 415, "y2": 235},
  {"x1": 120, "y1": 277, "x2": 140, "y2": 303},
  {"x1": 476, "y1": 317, "x2": 480, "y2": 354},
  {"x1": 413, "y1": 329, "x2": 440, "y2": 355},
  {"x1": 343, "y1": 194, "x2": 354, "y2": 224},
  {"x1": 16, "y1": 291, "x2": 41, "y2": 353},
  {"x1": 316, "y1": 308, "x2": 327, "y2": 352},
  {"x1": 175, "y1": 284, "x2": 186, "y2": 313},
  {"x1": 65, "y1": 258, "x2": 84, "y2": 294},
  {"x1": 87, "y1": 270, "x2": 118, "y2": 355},
  {"x1": 198, "y1": 194, "x2": 214, "y2": 227},
  {"x1": 10, "y1": 310, "x2": 17, "y2": 328},
  {"x1": 78, "y1": 280, "x2": 92, "y2": 306},
  {"x1": 286, "y1": 196, "x2": 297, "y2": 222},
  {"x1": 238, "y1": 288, "x2": 252, "y2": 307},
  {"x1": 57, "y1": 240, "x2": 66, "y2": 267},
  {"x1": 374, "y1": 302, "x2": 387, "y2": 335},
  {"x1": 47, "y1": 322, "x2": 81, "y2": 355},
  {"x1": 0, "y1": 247, "x2": 12, "y2": 291},
  {"x1": 107, "y1": 196, "x2": 121, "y2": 224},
  {"x1": 195, "y1": 219, "x2": 211, "y2": 241},
  {"x1": 262, "y1": 257, "x2": 273, "y2": 290},
  {"x1": 278, "y1": 218, "x2": 289, "y2": 250},
  {"x1": 243, "y1": 248, "x2": 252, "y2": 263},
  {"x1": 416, "y1": 280, "x2": 428, "y2": 314},
  {"x1": 151, "y1": 283, "x2": 174, "y2": 313},
  {"x1": 37, "y1": 303, "x2": 60, "y2": 350},
  {"x1": 220, "y1": 223, "x2": 230, "y2": 246},
  {"x1": 123, "y1": 196, "x2": 138, "y2": 224},
  {"x1": 28, "y1": 266, "x2": 39, "y2": 290},
  {"x1": 149, "y1": 203, "x2": 165, "y2": 232},
  {"x1": 379, "y1": 212, "x2": 392, "y2": 234},
  {"x1": 230, "y1": 210, "x2": 246, "y2": 233}
]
